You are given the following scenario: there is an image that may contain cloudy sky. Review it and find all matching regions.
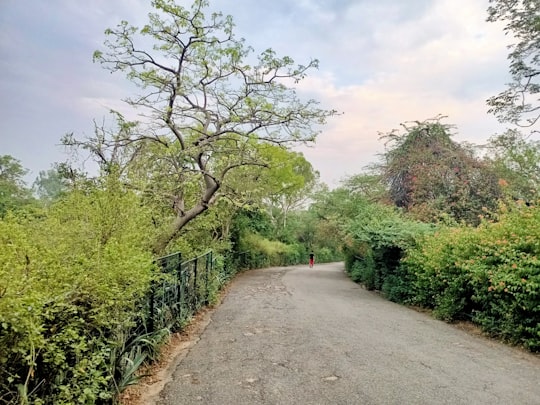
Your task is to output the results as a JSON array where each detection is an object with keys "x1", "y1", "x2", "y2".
[{"x1": 0, "y1": 0, "x2": 513, "y2": 187}]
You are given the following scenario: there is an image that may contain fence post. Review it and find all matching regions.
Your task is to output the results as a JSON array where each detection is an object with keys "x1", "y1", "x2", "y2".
[
  {"x1": 176, "y1": 253, "x2": 182, "y2": 320},
  {"x1": 148, "y1": 260, "x2": 156, "y2": 333},
  {"x1": 204, "y1": 251, "x2": 211, "y2": 305},
  {"x1": 193, "y1": 257, "x2": 198, "y2": 310}
]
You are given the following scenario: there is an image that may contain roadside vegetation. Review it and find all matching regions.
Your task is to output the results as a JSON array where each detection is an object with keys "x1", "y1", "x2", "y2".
[
  {"x1": 339, "y1": 120, "x2": 540, "y2": 352},
  {"x1": 1, "y1": 0, "x2": 539, "y2": 403}
]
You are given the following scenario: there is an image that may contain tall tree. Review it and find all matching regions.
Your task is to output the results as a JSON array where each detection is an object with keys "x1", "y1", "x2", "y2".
[
  {"x1": 486, "y1": 129, "x2": 540, "y2": 201},
  {"x1": 487, "y1": 0, "x2": 540, "y2": 130},
  {"x1": 379, "y1": 118, "x2": 501, "y2": 224},
  {"x1": 33, "y1": 167, "x2": 70, "y2": 204},
  {"x1": 258, "y1": 147, "x2": 318, "y2": 233},
  {"x1": 0, "y1": 155, "x2": 33, "y2": 216},
  {"x1": 80, "y1": 0, "x2": 336, "y2": 254}
]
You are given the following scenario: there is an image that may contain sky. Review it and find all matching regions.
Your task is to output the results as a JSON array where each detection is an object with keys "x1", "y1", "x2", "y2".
[{"x1": 0, "y1": 0, "x2": 513, "y2": 187}]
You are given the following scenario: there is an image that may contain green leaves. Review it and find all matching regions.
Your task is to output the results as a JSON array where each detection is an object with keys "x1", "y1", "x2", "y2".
[
  {"x1": 379, "y1": 118, "x2": 501, "y2": 225},
  {"x1": 0, "y1": 155, "x2": 35, "y2": 217},
  {"x1": 343, "y1": 199, "x2": 433, "y2": 292},
  {"x1": 485, "y1": 129, "x2": 540, "y2": 203},
  {"x1": 403, "y1": 203, "x2": 540, "y2": 350},
  {"x1": 0, "y1": 174, "x2": 156, "y2": 402},
  {"x1": 487, "y1": 0, "x2": 540, "y2": 129},
  {"x1": 87, "y1": 0, "x2": 337, "y2": 252}
]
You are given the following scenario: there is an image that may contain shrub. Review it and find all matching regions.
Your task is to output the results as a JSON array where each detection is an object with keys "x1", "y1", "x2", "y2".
[
  {"x1": 468, "y1": 205, "x2": 540, "y2": 350},
  {"x1": 237, "y1": 232, "x2": 308, "y2": 268},
  {"x1": 403, "y1": 226, "x2": 480, "y2": 320},
  {"x1": 403, "y1": 203, "x2": 540, "y2": 351},
  {"x1": 381, "y1": 272, "x2": 413, "y2": 303},
  {"x1": 343, "y1": 203, "x2": 433, "y2": 294},
  {"x1": 0, "y1": 178, "x2": 156, "y2": 403}
]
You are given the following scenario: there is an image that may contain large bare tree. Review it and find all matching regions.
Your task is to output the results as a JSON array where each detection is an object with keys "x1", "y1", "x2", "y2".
[{"x1": 81, "y1": 0, "x2": 336, "y2": 253}]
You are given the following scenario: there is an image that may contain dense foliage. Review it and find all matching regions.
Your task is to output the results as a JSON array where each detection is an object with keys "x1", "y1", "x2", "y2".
[
  {"x1": 403, "y1": 203, "x2": 540, "y2": 351},
  {"x1": 339, "y1": 117, "x2": 540, "y2": 352},
  {"x1": 0, "y1": 168, "x2": 272, "y2": 403},
  {"x1": 486, "y1": 129, "x2": 540, "y2": 202},
  {"x1": 0, "y1": 155, "x2": 35, "y2": 217},
  {"x1": 379, "y1": 118, "x2": 501, "y2": 225},
  {"x1": 343, "y1": 203, "x2": 434, "y2": 296},
  {"x1": 229, "y1": 205, "x2": 342, "y2": 270},
  {"x1": 343, "y1": 197, "x2": 540, "y2": 351},
  {"x1": 0, "y1": 175, "x2": 156, "y2": 403}
]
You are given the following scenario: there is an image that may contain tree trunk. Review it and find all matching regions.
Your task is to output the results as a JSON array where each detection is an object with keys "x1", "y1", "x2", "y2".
[{"x1": 152, "y1": 179, "x2": 219, "y2": 255}]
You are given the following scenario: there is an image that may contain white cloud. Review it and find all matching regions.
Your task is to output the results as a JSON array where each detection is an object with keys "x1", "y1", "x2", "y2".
[
  {"x1": 291, "y1": 0, "x2": 513, "y2": 186},
  {"x1": 0, "y1": 0, "x2": 515, "y2": 187}
]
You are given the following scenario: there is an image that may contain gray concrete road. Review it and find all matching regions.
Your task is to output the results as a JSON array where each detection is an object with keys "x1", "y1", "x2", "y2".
[{"x1": 156, "y1": 262, "x2": 540, "y2": 405}]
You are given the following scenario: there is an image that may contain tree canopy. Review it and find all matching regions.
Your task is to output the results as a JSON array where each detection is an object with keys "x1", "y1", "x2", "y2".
[
  {"x1": 33, "y1": 167, "x2": 69, "y2": 204},
  {"x1": 486, "y1": 128, "x2": 540, "y2": 201},
  {"x1": 77, "y1": 0, "x2": 337, "y2": 254},
  {"x1": 487, "y1": 0, "x2": 540, "y2": 130},
  {"x1": 0, "y1": 155, "x2": 33, "y2": 216},
  {"x1": 379, "y1": 118, "x2": 501, "y2": 224}
]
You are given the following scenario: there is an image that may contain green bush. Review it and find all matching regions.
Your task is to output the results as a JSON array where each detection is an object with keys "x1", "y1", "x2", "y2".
[
  {"x1": 403, "y1": 226, "x2": 480, "y2": 320},
  {"x1": 381, "y1": 266, "x2": 416, "y2": 303},
  {"x1": 468, "y1": 206, "x2": 540, "y2": 350},
  {"x1": 343, "y1": 203, "x2": 433, "y2": 293},
  {"x1": 403, "y1": 203, "x2": 540, "y2": 351},
  {"x1": 0, "y1": 178, "x2": 156, "y2": 403},
  {"x1": 314, "y1": 246, "x2": 343, "y2": 263},
  {"x1": 237, "y1": 232, "x2": 310, "y2": 268},
  {"x1": 343, "y1": 200, "x2": 539, "y2": 351}
]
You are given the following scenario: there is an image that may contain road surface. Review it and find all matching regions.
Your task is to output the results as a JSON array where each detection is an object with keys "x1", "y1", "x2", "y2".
[{"x1": 154, "y1": 262, "x2": 540, "y2": 405}]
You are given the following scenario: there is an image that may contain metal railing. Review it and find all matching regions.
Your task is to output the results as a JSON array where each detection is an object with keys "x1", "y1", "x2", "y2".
[{"x1": 148, "y1": 251, "x2": 214, "y2": 332}]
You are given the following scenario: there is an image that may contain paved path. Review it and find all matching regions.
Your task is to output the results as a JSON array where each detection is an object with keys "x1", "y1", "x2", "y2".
[{"x1": 156, "y1": 262, "x2": 540, "y2": 405}]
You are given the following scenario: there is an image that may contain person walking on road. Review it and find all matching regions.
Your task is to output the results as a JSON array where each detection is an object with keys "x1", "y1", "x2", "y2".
[{"x1": 309, "y1": 252, "x2": 315, "y2": 268}]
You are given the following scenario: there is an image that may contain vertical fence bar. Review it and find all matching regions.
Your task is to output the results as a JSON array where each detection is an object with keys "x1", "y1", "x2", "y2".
[
  {"x1": 193, "y1": 257, "x2": 198, "y2": 310},
  {"x1": 176, "y1": 253, "x2": 182, "y2": 321},
  {"x1": 153, "y1": 251, "x2": 225, "y2": 331},
  {"x1": 148, "y1": 260, "x2": 156, "y2": 333},
  {"x1": 181, "y1": 267, "x2": 187, "y2": 321},
  {"x1": 204, "y1": 251, "x2": 211, "y2": 305}
]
